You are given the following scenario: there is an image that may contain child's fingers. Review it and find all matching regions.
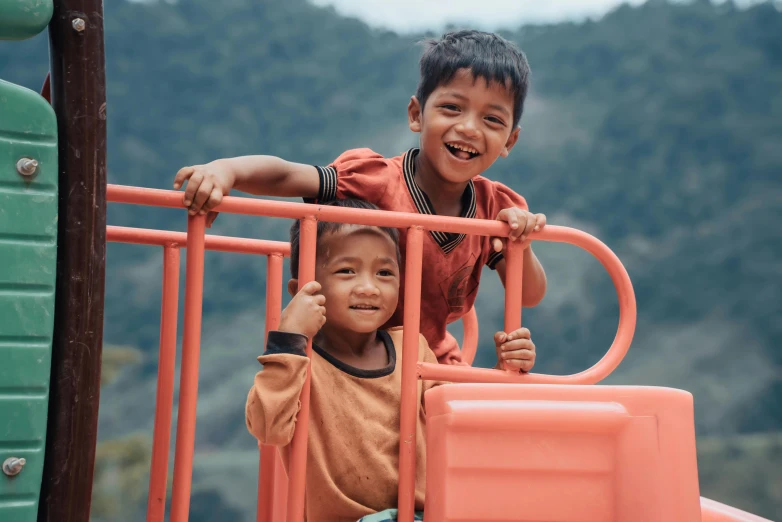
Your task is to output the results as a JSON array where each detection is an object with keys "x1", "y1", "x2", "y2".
[
  {"x1": 505, "y1": 327, "x2": 531, "y2": 341},
  {"x1": 494, "y1": 331, "x2": 508, "y2": 345},
  {"x1": 202, "y1": 188, "x2": 224, "y2": 212},
  {"x1": 491, "y1": 237, "x2": 504, "y2": 253},
  {"x1": 519, "y1": 212, "x2": 537, "y2": 241},
  {"x1": 315, "y1": 306, "x2": 327, "y2": 329},
  {"x1": 182, "y1": 171, "x2": 203, "y2": 206},
  {"x1": 496, "y1": 209, "x2": 523, "y2": 240},
  {"x1": 205, "y1": 211, "x2": 219, "y2": 228},
  {"x1": 190, "y1": 180, "x2": 214, "y2": 215},
  {"x1": 299, "y1": 281, "x2": 322, "y2": 295},
  {"x1": 499, "y1": 348, "x2": 535, "y2": 361},
  {"x1": 534, "y1": 213, "x2": 547, "y2": 231},
  {"x1": 506, "y1": 212, "x2": 521, "y2": 233},
  {"x1": 312, "y1": 293, "x2": 326, "y2": 306},
  {"x1": 502, "y1": 356, "x2": 535, "y2": 372},
  {"x1": 496, "y1": 208, "x2": 515, "y2": 228},
  {"x1": 500, "y1": 339, "x2": 535, "y2": 353},
  {"x1": 506, "y1": 210, "x2": 525, "y2": 241},
  {"x1": 173, "y1": 166, "x2": 196, "y2": 190}
]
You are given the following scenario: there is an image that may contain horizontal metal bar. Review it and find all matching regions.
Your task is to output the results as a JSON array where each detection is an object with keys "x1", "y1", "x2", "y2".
[
  {"x1": 107, "y1": 184, "x2": 511, "y2": 237},
  {"x1": 107, "y1": 225, "x2": 290, "y2": 256}
]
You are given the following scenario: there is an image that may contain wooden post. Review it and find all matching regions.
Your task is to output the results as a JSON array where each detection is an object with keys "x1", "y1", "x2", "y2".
[{"x1": 38, "y1": 1, "x2": 107, "y2": 521}]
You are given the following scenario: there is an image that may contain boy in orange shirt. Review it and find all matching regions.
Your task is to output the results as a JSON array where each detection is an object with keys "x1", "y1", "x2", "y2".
[
  {"x1": 246, "y1": 199, "x2": 536, "y2": 522},
  {"x1": 176, "y1": 30, "x2": 546, "y2": 366}
]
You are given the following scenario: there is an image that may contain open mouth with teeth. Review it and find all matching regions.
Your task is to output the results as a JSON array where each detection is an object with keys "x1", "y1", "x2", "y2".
[
  {"x1": 350, "y1": 305, "x2": 380, "y2": 311},
  {"x1": 445, "y1": 142, "x2": 480, "y2": 160}
]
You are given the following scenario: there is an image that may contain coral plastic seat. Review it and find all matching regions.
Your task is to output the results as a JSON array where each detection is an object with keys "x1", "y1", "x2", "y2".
[{"x1": 425, "y1": 384, "x2": 701, "y2": 522}]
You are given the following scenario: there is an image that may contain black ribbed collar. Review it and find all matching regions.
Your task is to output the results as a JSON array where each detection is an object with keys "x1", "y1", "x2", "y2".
[{"x1": 402, "y1": 148, "x2": 476, "y2": 253}]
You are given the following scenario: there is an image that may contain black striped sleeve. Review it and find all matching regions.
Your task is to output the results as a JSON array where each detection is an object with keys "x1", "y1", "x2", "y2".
[
  {"x1": 313, "y1": 165, "x2": 338, "y2": 202},
  {"x1": 486, "y1": 250, "x2": 504, "y2": 270}
]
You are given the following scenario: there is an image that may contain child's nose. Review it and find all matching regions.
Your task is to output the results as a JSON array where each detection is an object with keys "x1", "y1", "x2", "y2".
[
  {"x1": 354, "y1": 277, "x2": 380, "y2": 295},
  {"x1": 456, "y1": 116, "x2": 480, "y2": 138}
]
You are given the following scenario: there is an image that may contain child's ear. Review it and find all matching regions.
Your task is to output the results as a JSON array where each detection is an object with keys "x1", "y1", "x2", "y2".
[
  {"x1": 501, "y1": 126, "x2": 521, "y2": 158},
  {"x1": 287, "y1": 278, "x2": 299, "y2": 297},
  {"x1": 408, "y1": 96, "x2": 422, "y2": 133}
]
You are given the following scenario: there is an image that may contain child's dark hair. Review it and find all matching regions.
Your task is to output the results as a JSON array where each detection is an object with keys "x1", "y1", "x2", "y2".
[
  {"x1": 416, "y1": 30, "x2": 530, "y2": 128},
  {"x1": 289, "y1": 199, "x2": 401, "y2": 278}
]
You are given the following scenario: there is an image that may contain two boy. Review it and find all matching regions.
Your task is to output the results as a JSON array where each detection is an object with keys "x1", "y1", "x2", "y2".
[{"x1": 180, "y1": 29, "x2": 544, "y2": 520}]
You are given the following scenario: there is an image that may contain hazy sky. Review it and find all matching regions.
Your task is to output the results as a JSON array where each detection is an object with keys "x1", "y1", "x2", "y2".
[{"x1": 309, "y1": 0, "x2": 763, "y2": 33}]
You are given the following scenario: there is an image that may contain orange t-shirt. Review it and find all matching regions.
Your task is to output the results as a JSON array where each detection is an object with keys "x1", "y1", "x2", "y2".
[
  {"x1": 313, "y1": 148, "x2": 528, "y2": 364},
  {"x1": 246, "y1": 328, "x2": 439, "y2": 522}
]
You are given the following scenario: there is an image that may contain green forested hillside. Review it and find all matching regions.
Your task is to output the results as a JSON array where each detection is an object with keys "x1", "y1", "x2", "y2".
[{"x1": 1, "y1": 0, "x2": 780, "y2": 519}]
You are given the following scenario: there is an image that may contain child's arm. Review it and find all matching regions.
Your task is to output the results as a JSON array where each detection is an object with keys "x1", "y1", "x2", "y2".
[
  {"x1": 246, "y1": 341, "x2": 309, "y2": 446},
  {"x1": 173, "y1": 156, "x2": 320, "y2": 223},
  {"x1": 245, "y1": 282, "x2": 327, "y2": 445},
  {"x1": 492, "y1": 208, "x2": 548, "y2": 306}
]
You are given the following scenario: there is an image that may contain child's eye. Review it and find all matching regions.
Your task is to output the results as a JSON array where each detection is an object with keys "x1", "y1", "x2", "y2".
[
  {"x1": 440, "y1": 104, "x2": 460, "y2": 112},
  {"x1": 486, "y1": 116, "x2": 506, "y2": 127},
  {"x1": 335, "y1": 268, "x2": 355, "y2": 275},
  {"x1": 378, "y1": 269, "x2": 396, "y2": 277}
]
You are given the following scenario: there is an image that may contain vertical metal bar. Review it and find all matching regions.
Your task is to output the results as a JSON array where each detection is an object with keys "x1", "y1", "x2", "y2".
[
  {"x1": 265, "y1": 254, "x2": 284, "y2": 334},
  {"x1": 169, "y1": 214, "x2": 207, "y2": 522},
  {"x1": 258, "y1": 447, "x2": 284, "y2": 522},
  {"x1": 258, "y1": 254, "x2": 286, "y2": 522},
  {"x1": 39, "y1": 1, "x2": 108, "y2": 520},
  {"x1": 146, "y1": 245, "x2": 181, "y2": 522},
  {"x1": 397, "y1": 227, "x2": 425, "y2": 522},
  {"x1": 503, "y1": 239, "x2": 525, "y2": 352},
  {"x1": 271, "y1": 450, "x2": 289, "y2": 522},
  {"x1": 459, "y1": 306, "x2": 480, "y2": 366},
  {"x1": 286, "y1": 217, "x2": 317, "y2": 522}
]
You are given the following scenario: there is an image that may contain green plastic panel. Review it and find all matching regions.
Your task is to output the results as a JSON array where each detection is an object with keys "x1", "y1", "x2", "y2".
[
  {"x1": 0, "y1": 0, "x2": 53, "y2": 41},
  {"x1": 0, "y1": 78, "x2": 58, "y2": 522}
]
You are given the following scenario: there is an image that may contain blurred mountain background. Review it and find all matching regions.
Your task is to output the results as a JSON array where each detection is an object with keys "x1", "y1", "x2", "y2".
[{"x1": 1, "y1": 0, "x2": 780, "y2": 519}]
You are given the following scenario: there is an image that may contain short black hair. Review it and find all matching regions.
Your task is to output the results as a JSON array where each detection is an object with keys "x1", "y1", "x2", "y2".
[
  {"x1": 416, "y1": 30, "x2": 530, "y2": 128},
  {"x1": 289, "y1": 199, "x2": 401, "y2": 279}
]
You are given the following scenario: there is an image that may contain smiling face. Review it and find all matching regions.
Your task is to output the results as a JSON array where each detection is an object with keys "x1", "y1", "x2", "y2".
[
  {"x1": 408, "y1": 68, "x2": 521, "y2": 185},
  {"x1": 314, "y1": 225, "x2": 400, "y2": 335}
]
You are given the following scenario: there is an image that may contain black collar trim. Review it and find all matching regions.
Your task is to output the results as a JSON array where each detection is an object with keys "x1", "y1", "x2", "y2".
[
  {"x1": 313, "y1": 330, "x2": 396, "y2": 379},
  {"x1": 402, "y1": 148, "x2": 475, "y2": 253}
]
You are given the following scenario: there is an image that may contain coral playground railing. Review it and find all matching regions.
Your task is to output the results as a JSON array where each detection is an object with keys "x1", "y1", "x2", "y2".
[{"x1": 106, "y1": 184, "x2": 636, "y2": 522}]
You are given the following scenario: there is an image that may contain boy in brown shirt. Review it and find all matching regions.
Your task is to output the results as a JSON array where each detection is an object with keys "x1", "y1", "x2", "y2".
[{"x1": 245, "y1": 199, "x2": 536, "y2": 521}]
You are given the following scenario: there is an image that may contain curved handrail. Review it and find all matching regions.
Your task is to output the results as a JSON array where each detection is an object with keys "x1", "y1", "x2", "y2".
[{"x1": 417, "y1": 225, "x2": 636, "y2": 385}]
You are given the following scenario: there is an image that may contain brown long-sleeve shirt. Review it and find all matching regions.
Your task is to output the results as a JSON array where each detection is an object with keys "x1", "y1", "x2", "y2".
[{"x1": 246, "y1": 327, "x2": 440, "y2": 522}]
